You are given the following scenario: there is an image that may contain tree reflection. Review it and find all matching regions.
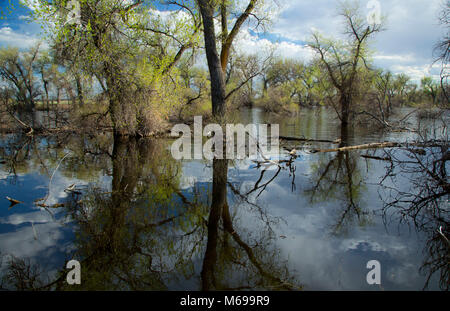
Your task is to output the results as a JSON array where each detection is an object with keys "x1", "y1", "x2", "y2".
[
  {"x1": 378, "y1": 141, "x2": 449, "y2": 290},
  {"x1": 61, "y1": 135, "x2": 180, "y2": 290},
  {"x1": 1, "y1": 135, "x2": 300, "y2": 290},
  {"x1": 306, "y1": 127, "x2": 369, "y2": 235},
  {"x1": 201, "y1": 159, "x2": 298, "y2": 290}
]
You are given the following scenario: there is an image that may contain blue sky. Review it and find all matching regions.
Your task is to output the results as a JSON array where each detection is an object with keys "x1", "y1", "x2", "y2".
[{"x1": 0, "y1": 0, "x2": 447, "y2": 82}]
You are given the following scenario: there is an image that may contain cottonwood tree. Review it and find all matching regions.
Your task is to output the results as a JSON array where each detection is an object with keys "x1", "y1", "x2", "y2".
[
  {"x1": 31, "y1": 0, "x2": 201, "y2": 136},
  {"x1": 195, "y1": 0, "x2": 274, "y2": 118},
  {"x1": 309, "y1": 1, "x2": 384, "y2": 129},
  {"x1": 364, "y1": 70, "x2": 415, "y2": 127},
  {"x1": 35, "y1": 50, "x2": 53, "y2": 108},
  {"x1": 421, "y1": 76, "x2": 440, "y2": 107},
  {"x1": 262, "y1": 59, "x2": 324, "y2": 107},
  {"x1": 226, "y1": 52, "x2": 273, "y2": 108},
  {"x1": 0, "y1": 44, "x2": 42, "y2": 111}
]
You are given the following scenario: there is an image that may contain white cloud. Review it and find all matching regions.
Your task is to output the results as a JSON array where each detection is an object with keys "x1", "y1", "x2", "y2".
[
  {"x1": 391, "y1": 63, "x2": 442, "y2": 83},
  {"x1": 0, "y1": 220, "x2": 68, "y2": 259},
  {"x1": 11, "y1": 0, "x2": 447, "y2": 82},
  {"x1": 0, "y1": 27, "x2": 40, "y2": 49},
  {"x1": 235, "y1": 28, "x2": 315, "y2": 61},
  {"x1": 373, "y1": 53, "x2": 417, "y2": 63},
  {"x1": 265, "y1": 0, "x2": 445, "y2": 81},
  {"x1": 0, "y1": 211, "x2": 53, "y2": 225}
]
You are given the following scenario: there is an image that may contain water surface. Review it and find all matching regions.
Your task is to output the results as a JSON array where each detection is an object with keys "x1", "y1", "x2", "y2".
[{"x1": 0, "y1": 107, "x2": 448, "y2": 290}]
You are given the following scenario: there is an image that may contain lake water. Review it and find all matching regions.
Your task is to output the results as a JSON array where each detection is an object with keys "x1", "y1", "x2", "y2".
[{"x1": 0, "y1": 107, "x2": 448, "y2": 290}]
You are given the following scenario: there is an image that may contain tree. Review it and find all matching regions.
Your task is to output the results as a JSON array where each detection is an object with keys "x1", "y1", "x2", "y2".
[
  {"x1": 32, "y1": 0, "x2": 200, "y2": 136},
  {"x1": 309, "y1": 0, "x2": 384, "y2": 129},
  {"x1": 196, "y1": 0, "x2": 228, "y2": 118},
  {"x1": 393, "y1": 73, "x2": 410, "y2": 106},
  {"x1": 195, "y1": 0, "x2": 272, "y2": 118},
  {"x1": 372, "y1": 70, "x2": 394, "y2": 122},
  {"x1": 35, "y1": 50, "x2": 52, "y2": 108},
  {"x1": 0, "y1": 44, "x2": 42, "y2": 111},
  {"x1": 421, "y1": 76, "x2": 440, "y2": 106},
  {"x1": 434, "y1": 0, "x2": 450, "y2": 104},
  {"x1": 226, "y1": 52, "x2": 272, "y2": 108}
]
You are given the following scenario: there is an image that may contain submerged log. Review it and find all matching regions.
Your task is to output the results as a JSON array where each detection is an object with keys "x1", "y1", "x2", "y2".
[
  {"x1": 279, "y1": 136, "x2": 339, "y2": 144},
  {"x1": 361, "y1": 155, "x2": 392, "y2": 161},
  {"x1": 310, "y1": 140, "x2": 447, "y2": 153},
  {"x1": 310, "y1": 142, "x2": 400, "y2": 153}
]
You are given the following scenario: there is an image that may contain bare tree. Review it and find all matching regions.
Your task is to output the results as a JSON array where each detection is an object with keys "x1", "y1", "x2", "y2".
[
  {"x1": 434, "y1": 0, "x2": 450, "y2": 104},
  {"x1": 309, "y1": 1, "x2": 384, "y2": 128}
]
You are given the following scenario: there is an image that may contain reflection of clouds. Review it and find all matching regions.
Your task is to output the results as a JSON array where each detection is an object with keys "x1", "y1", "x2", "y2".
[
  {"x1": 385, "y1": 262, "x2": 420, "y2": 286},
  {"x1": 39, "y1": 171, "x2": 88, "y2": 206},
  {"x1": 344, "y1": 240, "x2": 387, "y2": 253},
  {"x1": 0, "y1": 220, "x2": 69, "y2": 259},
  {"x1": 274, "y1": 204, "x2": 429, "y2": 289},
  {"x1": 0, "y1": 170, "x2": 9, "y2": 180},
  {"x1": 0, "y1": 211, "x2": 52, "y2": 225},
  {"x1": 0, "y1": 167, "x2": 89, "y2": 276},
  {"x1": 179, "y1": 161, "x2": 212, "y2": 190},
  {"x1": 230, "y1": 156, "x2": 434, "y2": 290}
]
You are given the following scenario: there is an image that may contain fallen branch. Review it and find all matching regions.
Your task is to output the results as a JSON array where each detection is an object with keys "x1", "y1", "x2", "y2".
[
  {"x1": 437, "y1": 226, "x2": 450, "y2": 247},
  {"x1": 310, "y1": 140, "x2": 447, "y2": 153},
  {"x1": 9, "y1": 113, "x2": 34, "y2": 135},
  {"x1": 311, "y1": 142, "x2": 400, "y2": 153},
  {"x1": 361, "y1": 154, "x2": 392, "y2": 161},
  {"x1": 279, "y1": 136, "x2": 340, "y2": 144},
  {"x1": 41, "y1": 152, "x2": 71, "y2": 206}
]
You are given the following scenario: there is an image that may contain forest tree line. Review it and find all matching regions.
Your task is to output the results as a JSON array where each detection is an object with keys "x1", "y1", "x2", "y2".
[{"x1": 0, "y1": 0, "x2": 448, "y2": 136}]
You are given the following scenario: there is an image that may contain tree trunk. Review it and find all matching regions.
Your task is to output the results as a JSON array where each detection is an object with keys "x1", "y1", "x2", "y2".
[
  {"x1": 109, "y1": 95, "x2": 138, "y2": 137},
  {"x1": 76, "y1": 75, "x2": 84, "y2": 107},
  {"x1": 56, "y1": 89, "x2": 61, "y2": 106},
  {"x1": 105, "y1": 63, "x2": 138, "y2": 137},
  {"x1": 201, "y1": 158, "x2": 228, "y2": 290},
  {"x1": 198, "y1": 0, "x2": 227, "y2": 118},
  {"x1": 340, "y1": 92, "x2": 350, "y2": 126}
]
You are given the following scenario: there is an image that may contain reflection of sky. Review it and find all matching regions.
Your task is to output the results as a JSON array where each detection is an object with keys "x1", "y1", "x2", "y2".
[
  {"x1": 0, "y1": 164, "x2": 96, "y2": 278},
  {"x1": 213, "y1": 152, "x2": 440, "y2": 290},
  {"x1": 0, "y1": 109, "x2": 446, "y2": 290},
  {"x1": 177, "y1": 117, "x2": 443, "y2": 290}
]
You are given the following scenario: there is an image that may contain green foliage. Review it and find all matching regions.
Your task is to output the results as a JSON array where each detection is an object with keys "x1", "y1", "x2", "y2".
[{"x1": 25, "y1": 0, "x2": 202, "y2": 135}]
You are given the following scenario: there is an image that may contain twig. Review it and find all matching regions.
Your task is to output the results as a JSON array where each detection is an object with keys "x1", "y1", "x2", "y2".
[{"x1": 42, "y1": 152, "x2": 71, "y2": 206}]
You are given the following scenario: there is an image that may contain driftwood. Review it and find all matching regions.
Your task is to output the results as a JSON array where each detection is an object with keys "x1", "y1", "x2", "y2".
[
  {"x1": 6, "y1": 196, "x2": 23, "y2": 208},
  {"x1": 310, "y1": 142, "x2": 400, "y2": 153},
  {"x1": 360, "y1": 154, "x2": 392, "y2": 161},
  {"x1": 279, "y1": 136, "x2": 340, "y2": 144},
  {"x1": 310, "y1": 140, "x2": 447, "y2": 153},
  {"x1": 10, "y1": 113, "x2": 34, "y2": 135}
]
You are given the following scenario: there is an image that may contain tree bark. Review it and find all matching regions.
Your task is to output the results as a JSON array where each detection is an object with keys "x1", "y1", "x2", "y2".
[
  {"x1": 105, "y1": 63, "x2": 138, "y2": 136},
  {"x1": 311, "y1": 142, "x2": 400, "y2": 153},
  {"x1": 75, "y1": 75, "x2": 84, "y2": 107},
  {"x1": 219, "y1": 0, "x2": 257, "y2": 72},
  {"x1": 340, "y1": 92, "x2": 350, "y2": 126},
  {"x1": 197, "y1": 0, "x2": 227, "y2": 118}
]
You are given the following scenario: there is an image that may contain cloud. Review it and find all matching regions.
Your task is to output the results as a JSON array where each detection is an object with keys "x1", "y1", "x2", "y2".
[
  {"x1": 0, "y1": 26, "x2": 40, "y2": 49},
  {"x1": 19, "y1": 0, "x2": 39, "y2": 11},
  {"x1": 9, "y1": 0, "x2": 447, "y2": 82},
  {"x1": 235, "y1": 28, "x2": 315, "y2": 61},
  {"x1": 264, "y1": 0, "x2": 445, "y2": 81},
  {"x1": 390, "y1": 63, "x2": 442, "y2": 83}
]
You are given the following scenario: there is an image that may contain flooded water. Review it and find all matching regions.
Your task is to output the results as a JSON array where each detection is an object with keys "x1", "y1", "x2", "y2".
[{"x1": 0, "y1": 107, "x2": 448, "y2": 290}]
